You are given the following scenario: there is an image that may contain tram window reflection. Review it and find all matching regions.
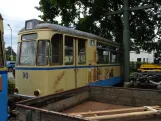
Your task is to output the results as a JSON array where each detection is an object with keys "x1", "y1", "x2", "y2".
[
  {"x1": 37, "y1": 40, "x2": 49, "y2": 65},
  {"x1": 78, "y1": 39, "x2": 86, "y2": 64},
  {"x1": 20, "y1": 41, "x2": 37, "y2": 65},
  {"x1": 65, "y1": 36, "x2": 74, "y2": 65},
  {"x1": 51, "y1": 34, "x2": 63, "y2": 65},
  {"x1": 97, "y1": 42, "x2": 109, "y2": 64}
]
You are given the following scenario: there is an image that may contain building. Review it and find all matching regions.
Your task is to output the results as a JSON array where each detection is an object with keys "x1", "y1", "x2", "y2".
[{"x1": 130, "y1": 50, "x2": 154, "y2": 63}]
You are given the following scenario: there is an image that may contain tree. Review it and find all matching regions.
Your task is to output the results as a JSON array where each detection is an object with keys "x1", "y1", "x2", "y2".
[
  {"x1": 35, "y1": 0, "x2": 161, "y2": 51},
  {"x1": 5, "y1": 46, "x2": 16, "y2": 61}
]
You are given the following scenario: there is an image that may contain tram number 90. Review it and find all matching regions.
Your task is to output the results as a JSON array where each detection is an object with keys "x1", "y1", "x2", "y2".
[{"x1": 23, "y1": 72, "x2": 28, "y2": 79}]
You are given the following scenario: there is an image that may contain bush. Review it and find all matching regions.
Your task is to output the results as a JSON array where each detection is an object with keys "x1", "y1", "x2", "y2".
[
  {"x1": 8, "y1": 80, "x2": 15, "y2": 94},
  {"x1": 130, "y1": 61, "x2": 151, "y2": 73}
]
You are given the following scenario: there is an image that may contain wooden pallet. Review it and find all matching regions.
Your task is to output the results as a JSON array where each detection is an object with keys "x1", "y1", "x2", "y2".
[{"x1": 69, "y1": 106, "x2": 161, "y2": 120}]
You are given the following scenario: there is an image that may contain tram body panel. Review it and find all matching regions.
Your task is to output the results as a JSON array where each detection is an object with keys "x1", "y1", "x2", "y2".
[
  {"x1": 91, "y1": 65, "x2": 121, "y2": 86},
  {"x1": 47, "y1": 68, "x2": 66, "y2": 94},
  {"x1": 0, "y1": 13, "x2": 8, "y2": 121},
  {"x1": 76, "y1": 67, "x2": 88, "y2": 88},
  {"x1": 0, "y1": 69, "x2": 8, "y2": 121},
  {"x1": 15, "y1": 68, "x2": 49, "y2": 97},
  {"x1": 14, "y1": 19, "x2": 123, "y2": 98}
]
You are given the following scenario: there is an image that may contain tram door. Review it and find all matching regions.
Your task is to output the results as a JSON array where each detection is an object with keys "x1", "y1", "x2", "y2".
[
  {"x1": 64, "y1": 36, "x2": 76, "y2": 90},
  {"x1": 64, "y1": 36, "x2": 87, "y2": 90},
  {"x1": 75, "y1": 38, "x2": 87, "y2": 88}
]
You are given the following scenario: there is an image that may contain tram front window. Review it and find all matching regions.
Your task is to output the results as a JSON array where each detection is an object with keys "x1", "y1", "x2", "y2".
[{"x1": 20, "y1": 41, "x2": 36, "y2": 65}]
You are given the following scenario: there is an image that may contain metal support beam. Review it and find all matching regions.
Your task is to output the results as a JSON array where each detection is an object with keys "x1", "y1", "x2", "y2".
[
  {"x1": 105, "y1": 1, "x2": 155, "y2": 82},
  {"x1": 123, "y1": 0, "x2": 129, "y2": 82},
  {"x1": 130, "y1": 4, "x2": 153, "y2": 11},
  {"x1": 106, "y1": 9, "x2": 123, "y2": 15}
]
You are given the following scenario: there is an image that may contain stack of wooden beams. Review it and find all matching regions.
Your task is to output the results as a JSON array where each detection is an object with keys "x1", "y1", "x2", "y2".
[{"x1": 69, "y1": 106, "x2": 161, "y2": 120}]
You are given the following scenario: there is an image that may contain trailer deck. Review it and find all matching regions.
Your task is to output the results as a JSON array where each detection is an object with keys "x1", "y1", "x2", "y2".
[
  {"x1": 15, "y1": 86, "x2": 161, "y2": 121},
  {"x1": 63, "y1": 101, "x2": 130, "y2": 113}
]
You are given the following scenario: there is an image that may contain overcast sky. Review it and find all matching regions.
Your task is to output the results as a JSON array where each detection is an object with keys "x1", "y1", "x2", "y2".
[{"x1": 0, "y1": 0, "x2": 41, "y2": 53}]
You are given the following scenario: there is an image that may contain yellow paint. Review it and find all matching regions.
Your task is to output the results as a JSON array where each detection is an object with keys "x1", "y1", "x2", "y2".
[
  {"x1": 0, "y1": 68, "x2": 7, "y2": 71},
  {"x1": 53, "y1": 71, "x2": 65, "y2": 90},
  {"x1": 138, "y1": 64, "x2": 161, "y2": 72},
  {"x1": 15, "y1": 25, "x2": 121, "y2": 97}
]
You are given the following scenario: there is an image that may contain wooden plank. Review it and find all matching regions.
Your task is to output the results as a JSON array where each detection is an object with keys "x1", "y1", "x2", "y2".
[
  {"x1": 86, "y1": 109, "x2": 161, "y2": 120},
  {"x1": 69, "y1": 106, "x2": 160, "y2": 116}
]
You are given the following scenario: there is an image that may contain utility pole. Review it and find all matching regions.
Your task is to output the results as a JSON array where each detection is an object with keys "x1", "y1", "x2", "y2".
[
  {"x1": 123, "y1": 0, "x2": 129, "y2": 82},
  {"x1": 7, "y1": 24, "x2": 13, "y2": 61},
  {"x1": 106, "y1": 0, "x2": 154, "y2": 82}
]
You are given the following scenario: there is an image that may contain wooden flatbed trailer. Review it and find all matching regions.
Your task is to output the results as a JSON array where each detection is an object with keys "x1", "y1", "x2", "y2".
[{"x1": 15, "y1": 86, "x2": 161, "y2": 121}]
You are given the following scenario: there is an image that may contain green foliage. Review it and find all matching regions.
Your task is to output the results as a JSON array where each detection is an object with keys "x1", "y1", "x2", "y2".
[
  {"x1": 35, "y1": 0, "x2": 161, "y2": 51},
  {"x1": 5, "y1": 46, "x2": 16, "y2": 61},
  {"x1": 8, "y1": 80, "x2": 15, "y2": 94},
  {"x1": 129, "y1": 61, "x2": 150, "y2": 73},
  {"x1": 129, "y1": 72, "x2": 137, "y2": 78}
]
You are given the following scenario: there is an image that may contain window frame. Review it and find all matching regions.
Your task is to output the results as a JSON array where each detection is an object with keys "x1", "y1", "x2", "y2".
[
  {"x1": 16, "y1": 42, "x2": 21, "y2": 65},
  {"x1": 21, "y1": 33, "x2": 37, "y2": 41},
  {"x1": 77, "y1": 38, "x2": 86, "y2": 65},
  {"x1": 96, "y1": 41, "x2": 121, "y2": 64},
  {"x1": 36, "y1": 40, "x2": 50, "y2": 66},
  {"x1": 19, "y1": 40, "x2": 37, "y2": 66},
  {"x1": 49, "y1": 33, "x2": 63, "y2": 66},
  {"x1": 64, "y1": 35, "x2": 75, "y2": 65}
]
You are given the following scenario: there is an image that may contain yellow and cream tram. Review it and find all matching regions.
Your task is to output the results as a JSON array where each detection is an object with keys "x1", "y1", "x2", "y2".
[{"x1": 14, "y1": 19, "x2": 123, "y2": 98}]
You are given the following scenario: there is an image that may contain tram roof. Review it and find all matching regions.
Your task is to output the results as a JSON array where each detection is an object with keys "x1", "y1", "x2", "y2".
[{"x1": 19, "y1": 23, "x2": 120, "y2": 46}]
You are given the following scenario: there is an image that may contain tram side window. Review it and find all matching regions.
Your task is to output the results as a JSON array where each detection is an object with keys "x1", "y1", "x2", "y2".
[
  {"x1": 110, "y1": 51, "x2": 117, "y2": 63},
  {"x1": 0, "y1": 32, "x2": 3, "y2": 67},
  {"x1": 51, "y1": 34, "x2": 63, "y2": 64},
  {"x1": 16, "y1": 43, "x2": 20, "y2": 65},
  {"x1": 97, "y1": 42, "x2": 109, "y2": 64},
  {"x1": 116, "y1": 51, "x2": 121, "y2": 63},
  {"x1": 109, "y1": 47, "x2": 120, "y2": 64},
  {"x1": 78, "y1": 39, "x2": 86, "y2": 64},
  {"x1": 65, "y1": 36, "x2": 74, "y2": 65},
  {"x1": 37, "y1": 40, "x2": 49, "y2": 65}
]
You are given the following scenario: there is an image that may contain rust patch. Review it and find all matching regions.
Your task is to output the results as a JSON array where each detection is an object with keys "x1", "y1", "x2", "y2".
[
  {"x1": 109, "y1": 68, "x2": 114, "y2": 78},
  {"x1": 88, "y1": 71, "x2": 92, "y2": 82},
  {"x1": 53, "y1": 71, "x2": 65, "y2": 90},
  {"x1": 56, "y1": 88, "x2": 64, "y2": 93},
  {"x1": 97, "y1": 68, "x2": 101, "y2": 80},
  {"x1": 93, "y1": 68, "x2": 97, "y2": 82},
  {"x1": 104, "y1": 68, "x2": 110, "y2": 79}
]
